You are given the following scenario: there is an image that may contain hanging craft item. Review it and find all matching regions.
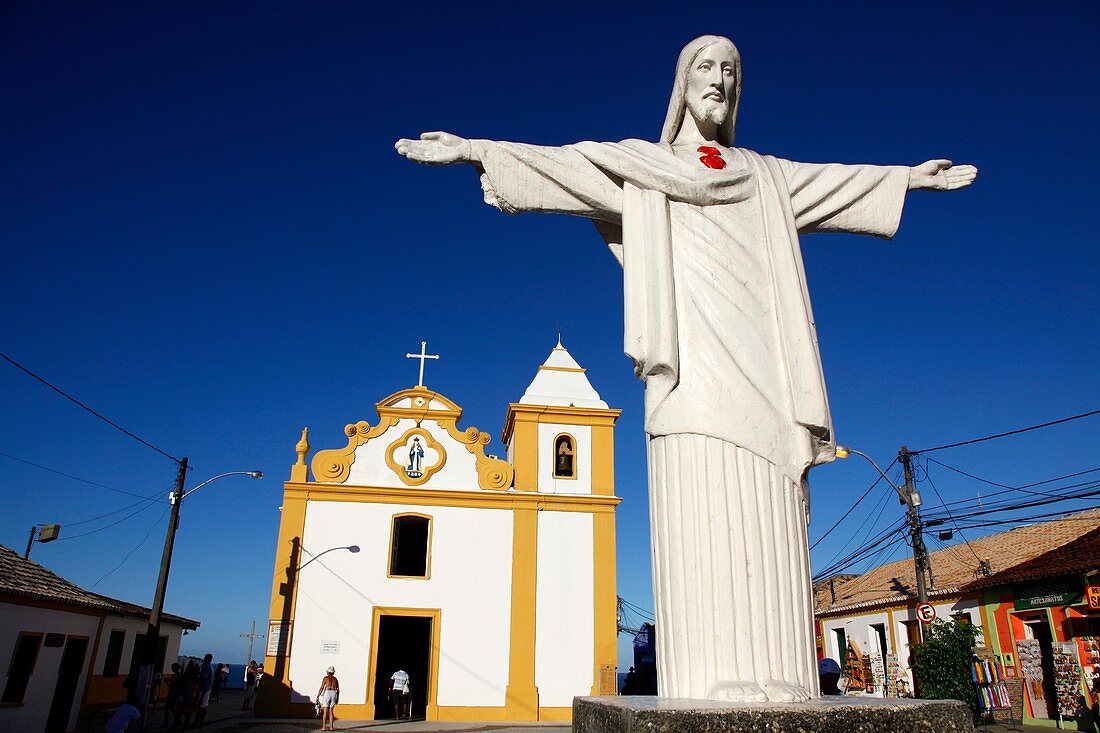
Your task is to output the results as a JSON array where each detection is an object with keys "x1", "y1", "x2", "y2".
[
  {"x1": 1016, "y1": 639, "x2": 1048, "y2": 719},
  {"x1": 844, "y1": 640, "x2": 866, "y2": 694}
]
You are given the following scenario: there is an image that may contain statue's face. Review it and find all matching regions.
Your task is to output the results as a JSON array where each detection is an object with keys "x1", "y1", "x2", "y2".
[{"x1": 685, "y1": 43, "x2": 737, "y2": 130}]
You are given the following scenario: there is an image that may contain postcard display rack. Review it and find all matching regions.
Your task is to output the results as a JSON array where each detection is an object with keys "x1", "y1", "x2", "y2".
[
  {"x1": 1052, "y1": 641, "x2": 1084, "y2": 722},
  {"x1": 972, "y1": 657, "x2": 1020, "y2": 731}
]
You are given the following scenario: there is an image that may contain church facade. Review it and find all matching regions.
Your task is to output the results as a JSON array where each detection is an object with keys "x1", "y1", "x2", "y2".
[{"x1": 258, "y1": 342, "x2": 621, "y2": 722}]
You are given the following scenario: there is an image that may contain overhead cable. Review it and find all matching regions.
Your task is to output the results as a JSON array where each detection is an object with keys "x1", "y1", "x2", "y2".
[
  {"x1": 810, "y1": 458, "x2": 897, "y2": 550},
  {"x1": 0, "y1": 450, "x2": 161, "y2": 501},
  {"x1": 0, "y1": 351, "x2": 182, "y2": 465},
  {"x1": 913, "y1": 409, "x2": 1100, "y2": 454}
]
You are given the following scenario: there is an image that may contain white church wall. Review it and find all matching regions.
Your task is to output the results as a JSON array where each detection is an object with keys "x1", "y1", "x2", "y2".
[
  {"x1": 345, "y1": 418, "x2": 480, "y2": 491},
  {"x1": 537, "y1": 423, "x2": 592, "y2": 494},
  {"x1": 291, "y1": 500, "x2": 513, "y2": 708},
  {"x1": 535, "y1": 511, "x2": 594, "y2": 707}
]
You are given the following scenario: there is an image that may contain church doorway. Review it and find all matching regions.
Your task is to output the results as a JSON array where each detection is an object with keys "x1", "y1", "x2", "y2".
[{"x1": 371, "y1": 612, "x2": 435, "y2": 720}]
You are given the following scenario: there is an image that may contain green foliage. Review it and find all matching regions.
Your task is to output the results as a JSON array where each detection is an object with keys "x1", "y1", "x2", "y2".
[{"x1": 910, "y1": 617, "x2": 979, "y2": 714}]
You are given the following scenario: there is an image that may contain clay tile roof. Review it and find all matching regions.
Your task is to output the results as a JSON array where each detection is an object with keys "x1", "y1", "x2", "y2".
[
  {"x1": 815, "y1": 507, "x2": 1100, "y2": 616},
  {"x1": 0, "y1": 545, "x2": 199, "y2": 628}
]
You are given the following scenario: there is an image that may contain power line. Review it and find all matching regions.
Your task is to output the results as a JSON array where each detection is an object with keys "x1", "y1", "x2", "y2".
[
  {"x1": 0, "y1": 351, "x2": 181, "y2": 465},
  {"x1": 89, "y1": 506, "x2": 170, "y2": 589},
  {"x1": 0, "y1": 451, "x2": 161, "y2": 501},
  {"x1": 65, "y1": 496, "x2": 165, "y2": 528},
  {"x1": 912, "y1": 409, "x2": 1100, "y2": 454},
  {"x1": 925, "y1": 482, "x2": 1100, "y2": 523},
  {"x1": 53, "y1": 500, "x2": 162, "y2": 541},
  {"x1": 928, "y1": 457, "x2": 1100, "y2": 497},
  {"x1": 922, "y1": 462, "x2": 982, "y2": 565},
  {"x1": 810, "y1": 458, "x2": 897, "y2": 551}
]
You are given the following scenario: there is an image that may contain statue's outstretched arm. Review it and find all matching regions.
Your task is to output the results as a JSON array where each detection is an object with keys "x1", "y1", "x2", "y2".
[
  {"x1": 908, "y1": 159, "x2": 978, "y2": 191},
  {"x1": 395, "y1": 132, "x2": 477, "y2": 166}
]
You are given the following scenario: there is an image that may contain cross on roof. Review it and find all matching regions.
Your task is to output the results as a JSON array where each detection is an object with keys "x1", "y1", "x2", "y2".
[{"x1": 405, "y1": 341, "x2": 440, "y2": 387}]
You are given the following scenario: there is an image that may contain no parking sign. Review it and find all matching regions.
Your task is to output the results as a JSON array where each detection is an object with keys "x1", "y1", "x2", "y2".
[{"x1": 916, "y1": 603, "x2": 937, "y2": 624}]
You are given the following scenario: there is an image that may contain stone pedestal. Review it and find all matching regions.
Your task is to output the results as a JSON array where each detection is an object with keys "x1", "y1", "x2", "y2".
[{"x1": 573, "y1": 695, "x2": 975, "y2": 732}]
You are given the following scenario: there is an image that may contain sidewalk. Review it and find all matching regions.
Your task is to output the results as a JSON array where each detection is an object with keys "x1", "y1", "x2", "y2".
[
  {"x1": 131, "y1": 689, "x2": 1070, "y2": 733},
  {"x1": 136, "y1": 689, "x2": 569, "y2": 733}
]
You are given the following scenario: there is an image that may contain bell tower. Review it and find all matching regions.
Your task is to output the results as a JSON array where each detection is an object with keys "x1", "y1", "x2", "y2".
[{"x1": 502, "y1": 339, "x2": 620, "y2": 495}]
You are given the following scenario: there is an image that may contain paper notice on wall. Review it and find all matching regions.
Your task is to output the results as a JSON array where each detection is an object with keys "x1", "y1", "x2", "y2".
[
  {"x1": 1016, "y1": 638, "x2": 1048, "y2": 719},
  {"x1": 267, "y1": 621, "x2": 290, "y2": 657}
]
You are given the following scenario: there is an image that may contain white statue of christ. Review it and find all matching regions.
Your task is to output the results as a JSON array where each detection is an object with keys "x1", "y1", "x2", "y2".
[{"x1": 396, "y1": 35, "x2": 975, "y2": 702}]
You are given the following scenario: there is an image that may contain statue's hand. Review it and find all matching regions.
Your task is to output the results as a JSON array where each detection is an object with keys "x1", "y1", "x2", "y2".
[
  {"x1": 908, "y1": 159, "x2": 978, "y2": 191},
  {"x1": 394, "y1": 131, "x2": 474, "y2": 166}
]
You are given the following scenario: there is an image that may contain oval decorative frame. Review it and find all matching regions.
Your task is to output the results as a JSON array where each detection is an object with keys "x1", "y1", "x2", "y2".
[{"x1": 384, "y1": 426, "x2": 447, "y2": 487}]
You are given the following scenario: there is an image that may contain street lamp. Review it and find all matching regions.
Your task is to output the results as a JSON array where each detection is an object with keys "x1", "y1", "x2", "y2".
[
  {"x1": 835, "y1": 443, "x2": 930, "y2": 605},
  {"x1": 138, "y1": 459, "x2": 262, "y2": 728},
  {"x1": 24, "y1": 523, "x2": 61, "y2": 559},
  {"x1": 299, "y1": 544, "x2": 360, "y2": 571}
]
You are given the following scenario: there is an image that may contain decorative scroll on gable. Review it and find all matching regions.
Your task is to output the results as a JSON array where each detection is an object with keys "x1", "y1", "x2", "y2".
[{"x1": 309, "y1": 386, "x2": 513, "y2": 491}]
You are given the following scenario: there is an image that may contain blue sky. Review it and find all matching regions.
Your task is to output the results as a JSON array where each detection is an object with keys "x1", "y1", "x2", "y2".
[{"x1": 1, "y1": 1, "x2": 1098, "y2": 668}]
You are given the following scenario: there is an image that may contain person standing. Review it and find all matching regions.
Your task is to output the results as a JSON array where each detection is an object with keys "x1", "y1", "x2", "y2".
[
  {"x1": 163, "y1": 663, "x2": 182, "y2": 728},
  {"x1": 316, "y1": 666, "x2": 340, "y2": 731},
  {"x1": 389, "y1": 667, "x2": 409, "y2": 719},
  {"x1": 242, "y1": 660, "x2": 257, "y2": 710},
  {"x1": 211, "y1": 662, "x2": 223, "y2": 703},
  {"x1": 195, "y1": 653, "x2": 214, "y2": 728}
]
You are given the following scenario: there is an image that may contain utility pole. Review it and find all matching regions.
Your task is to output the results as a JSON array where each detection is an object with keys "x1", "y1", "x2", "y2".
[
  {"x1": 241, "y1": 620, "x2": 264, "y2": 665},
  {"x1": 138, "y1": 457, "x2": 188, "y2": 730},
  {"x1": 898, "y1": 446, "x2": 929, "y2": 606}
]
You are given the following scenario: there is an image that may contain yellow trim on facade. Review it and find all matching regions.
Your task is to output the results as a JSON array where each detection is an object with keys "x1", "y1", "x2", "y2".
[
  {"x1": 310, "y1": 386, "x2": 513, "y2": 491},
  {"x1": 364, "y1": 606, "x2": 441, "y2": 721},
  {"x1": 501, "y1": 404, "x2": 622, "y2": 445},
  {"x1": 590, "y1": 424, "x2": 614, "y2": 497},
  {"x1": 385, "y1": 512, "x2": 434, "y2": 580},
  {"x1": 505, "y1": 507, "x2": 539, "y2": 719},
  {"x1": 291, "y1": 428, "x2": 310, "y2": 482},
  {"x1": 538, "y1": 365, "x2": 586, "y2": 373},
  {"x1": 257, "y1": 492, "x2": 308, "y2": 716},
  {"x1": 591, "y1": 511, "x2": 617, "y2": 695},
  {"x1": 384, "y1": 426, "x2": 448, "y2": 486},
  {"x1": 282, "y1": 482, "x2": 620, "y2": 514}
]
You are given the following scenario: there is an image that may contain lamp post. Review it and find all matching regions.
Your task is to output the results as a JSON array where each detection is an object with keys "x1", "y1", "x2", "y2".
[
  {"x1": 24, "y1": 523, "x2": 61, "y2": 558},
  {"x1": 298, "y1": 544, "x2": 360, "y2": 571},
  {"x1": 835, "y1": 445, "x2": 928, "y2": 605},
  {"x1": 138, "y1": 460, "x2": 262, "y2": 728}
]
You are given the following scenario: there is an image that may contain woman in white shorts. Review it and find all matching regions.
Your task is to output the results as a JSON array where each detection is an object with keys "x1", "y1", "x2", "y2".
[{"x1": 317, "y1": 666, "x2": 340, "y2": 731}]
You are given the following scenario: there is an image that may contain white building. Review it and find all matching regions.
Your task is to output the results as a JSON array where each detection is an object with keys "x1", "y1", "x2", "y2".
[
  {"x1": 259, "y1": 342, "x2": 621, "y2": 722},
  {"x1": 0, "y1": 545, "x2": 197, "y2": 733}
]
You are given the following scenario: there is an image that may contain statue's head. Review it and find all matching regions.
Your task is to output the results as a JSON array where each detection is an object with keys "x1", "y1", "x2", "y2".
[{"x1": 661, "y1": 35, "x2": 742, "y2": 147}]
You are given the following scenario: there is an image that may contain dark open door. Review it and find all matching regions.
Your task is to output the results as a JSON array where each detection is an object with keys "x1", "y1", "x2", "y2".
[{"x1": 45, "y1": 636, "x2": 88, "y2": 733}]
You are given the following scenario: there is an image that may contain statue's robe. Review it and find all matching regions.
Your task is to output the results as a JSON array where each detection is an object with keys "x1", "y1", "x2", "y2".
[{"x1": 473, "y1": 138, "x2": 908, "y2": 699}]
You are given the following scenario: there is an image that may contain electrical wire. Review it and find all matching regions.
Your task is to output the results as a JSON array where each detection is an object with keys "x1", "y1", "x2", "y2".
[
  {"x1": 810, "y1": 458, "x2": 897, "y2": 551},
  {"x1": 924, "y1": 482, "x2": 1100, "y2": 523},
  {"x1": 921, "y1": 461, "x2": 982, "y2": 565},
  {"x1": 0, "y1": 351, "x2": 182, "y2": 465},
  {"x1": 53, "y1": 499, "x2": 163, "y2": 541},
  {"x1": 89, "y1": 506, "x2": 170, "y2": 589},
  {"x1": 813, "y1": 521, "x2": 908, "y2": 581},
  {"x1": 912, "y1": 409, "x2": 1100, "y2": 454},
  {"x1": 927, "y1": 458, "x2": 1100, "y2": 503},
  {"x1": 0, "y1": 450, "x2": 161, "y2": 501}
]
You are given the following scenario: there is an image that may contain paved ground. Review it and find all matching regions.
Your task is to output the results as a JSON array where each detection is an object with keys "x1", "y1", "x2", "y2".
[
  {"x1": 114, "y1": 690, "x2": 569, "y2": 733},
  {"x1": 83, "y1": 689, "x2": 1064, "y2": 732}
]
